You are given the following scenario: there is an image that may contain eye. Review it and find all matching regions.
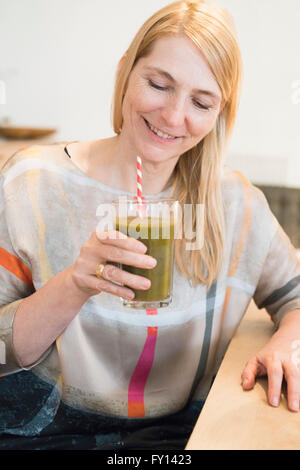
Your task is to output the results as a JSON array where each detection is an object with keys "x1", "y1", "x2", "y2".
[
  {"x1": 193, "y1": 99, "x2": 210, "y2": 111},
  {"x1": 148, "y1": 79, "x2": 168, "y2": 91},
  {"x1": 148, "y1": 79, "x2": 211, "y2": 110}
]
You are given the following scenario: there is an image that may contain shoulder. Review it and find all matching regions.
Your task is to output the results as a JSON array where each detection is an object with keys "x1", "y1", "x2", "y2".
[
  {"x1": 0, "y1": 142, "x2": 73, "y2": 187},
  {"x1": 221, "y1": 164, "x2": 278, "y2": 238},
  {"x1": 221, "y1": 165, "x2": 271, "y2": 212},
  {"x1": 1, "y1": 142, "x2": 69, "y2": 171}
]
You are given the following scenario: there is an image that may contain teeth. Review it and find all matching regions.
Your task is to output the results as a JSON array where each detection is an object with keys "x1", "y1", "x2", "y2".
[{"x1": 148, "y1": 121, "x2": 175, "y2": 139}]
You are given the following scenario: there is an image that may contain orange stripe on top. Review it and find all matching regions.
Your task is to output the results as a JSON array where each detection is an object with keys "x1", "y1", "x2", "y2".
[
  {"x1": 127, "y1": 309, "x2": 158, "y2": 418},
  {"x1": 228, "y1": 171, "x2": 252, "y2": 277},
  {"x1": 220, "y1": 172, "x2": 252, "y2": 326},
  {"x1": 0, "y1": 247, "x2": 33, "y2": 286}
]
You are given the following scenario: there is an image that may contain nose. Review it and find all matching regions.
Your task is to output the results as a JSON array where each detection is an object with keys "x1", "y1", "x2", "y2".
[{"x1": 160, "y1": 94, "x2": 187, "y2": 130}]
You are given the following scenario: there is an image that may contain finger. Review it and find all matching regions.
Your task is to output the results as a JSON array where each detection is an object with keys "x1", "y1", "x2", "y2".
[
  {"x1": 90, "y1": 275, "x2": 135, "y2": 301},
  {"x1": 283, "y1": 363, "x2": 300, "y2": 412},
  {"x1": 96, "y1": 230, "x2": 148, "y2": 254},
  {"x1": 101, "y1": 263, "x2": 151, "y2": 291},
  {"x1": 241, "y1": 358, "x2": 260, "y2": 390},
  {"x1": 266, "y1": 360, "x2": 283, "y2": 408},
  {"x1": 97, "y1": 243, "x2": 157, "y2": 270}
]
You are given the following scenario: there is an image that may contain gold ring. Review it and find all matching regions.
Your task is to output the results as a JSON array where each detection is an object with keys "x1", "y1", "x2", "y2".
[{"x1": 96, "y1": 263, "x2": 106, "y2": 279}]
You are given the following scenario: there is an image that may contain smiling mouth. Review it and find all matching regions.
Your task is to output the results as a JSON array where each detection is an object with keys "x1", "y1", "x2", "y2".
[{"x1": 143, "y1": 118, "x2": 179, "y2": 140}]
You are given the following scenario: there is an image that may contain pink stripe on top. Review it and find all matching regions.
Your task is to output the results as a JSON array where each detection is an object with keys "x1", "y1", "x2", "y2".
[{"x1": 128, "y1": 309, "x2": 158, "y2": 417}]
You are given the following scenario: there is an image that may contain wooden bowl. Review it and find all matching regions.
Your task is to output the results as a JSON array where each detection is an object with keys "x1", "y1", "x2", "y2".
[{"x1": 0, "y1": 126, "x2": 57, "y2": 140}]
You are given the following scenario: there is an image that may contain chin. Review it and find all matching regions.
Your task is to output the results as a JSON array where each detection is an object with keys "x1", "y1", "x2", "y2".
[
  {"x1": 136, "y1": 143, "x2": 171, "y2": 160},
  {"x1": 138, "y1": 151, "x2": 169, "y2": 163}
]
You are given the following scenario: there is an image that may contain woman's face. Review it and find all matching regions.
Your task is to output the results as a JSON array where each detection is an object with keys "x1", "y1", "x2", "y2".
[{"x1": 121, "y1": 35, "x2": 223, "y2": 164}]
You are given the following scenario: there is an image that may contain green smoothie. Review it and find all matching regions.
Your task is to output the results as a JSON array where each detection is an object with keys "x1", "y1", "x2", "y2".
[{"x1": 116, "y1": 216, "x2": 175, "y2": 304}]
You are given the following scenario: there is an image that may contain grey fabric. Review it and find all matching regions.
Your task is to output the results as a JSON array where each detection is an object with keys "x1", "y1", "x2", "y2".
[
  {"x1": 0, "y1": 299, "x2": 24, "y2": 375},
  {"x1": 0, "y1": 143, "x2": 300, "y2": 418},
  {"x1": 0, "y1": 299, "x2": 54, "y2": 376}
]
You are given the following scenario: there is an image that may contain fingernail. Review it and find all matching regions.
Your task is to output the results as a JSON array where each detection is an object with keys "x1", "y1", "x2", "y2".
[
  {"x1": 142, "y1": 280, "x2": 151, "y2": 289},
  {"x1": 147, "y1": 258, "x2": 157, "y2": 267},
  {"x1": 137, "y1": 244, "x2": 147, "y2": 253},
  {"x1": 271, "y1": 397, "x2": 279, "y2": 407},
  {"x1": 292, "y1": 400, "x2": 299, "y2": 411}
]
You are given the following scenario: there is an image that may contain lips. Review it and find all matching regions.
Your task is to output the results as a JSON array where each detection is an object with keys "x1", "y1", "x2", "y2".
[{"x1": 143, "y1": 118, "x2": 179, "y2": 139}]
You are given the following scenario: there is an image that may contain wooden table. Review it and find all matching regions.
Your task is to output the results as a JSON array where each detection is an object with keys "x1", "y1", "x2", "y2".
[{"x1": 186, "y1": 299, "x2": 300, "y2": 450}]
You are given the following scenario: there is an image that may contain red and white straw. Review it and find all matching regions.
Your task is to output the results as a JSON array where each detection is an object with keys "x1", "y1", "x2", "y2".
[
  {"x1": 137, "y1": 156, "x2": 143, "y2": 202},
  {"x1": 136, "y1": 156, "x2": 145, "y2": 217}
]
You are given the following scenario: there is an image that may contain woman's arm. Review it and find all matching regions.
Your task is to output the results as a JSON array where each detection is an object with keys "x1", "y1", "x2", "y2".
[
  {"x1": 241, "y1": 309, "x2": 300, "y2": 412},
  {"x1": 12, "y1": 267, "x2": 89, "y2": 367},
  {"x1": 276, "y1": 308, "x2": 300, "y2": 335},
  {"x1": 12, "y1": 230, "x2": 155, "y2": 368}
]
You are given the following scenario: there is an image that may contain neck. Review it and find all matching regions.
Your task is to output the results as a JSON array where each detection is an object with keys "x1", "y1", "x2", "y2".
[{"x1": 105, "y1": 135, "x2": 178, "y2": 196}]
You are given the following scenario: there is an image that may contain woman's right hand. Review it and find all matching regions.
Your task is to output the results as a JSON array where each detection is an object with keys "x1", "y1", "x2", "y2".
[{"x1": 69, "y1": 230, "x2": 157, "y2": 300}]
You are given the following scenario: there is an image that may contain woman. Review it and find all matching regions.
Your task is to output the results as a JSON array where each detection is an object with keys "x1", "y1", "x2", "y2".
[{"x1": 0, "y1": 0, "x2": 300, "y2": 450}]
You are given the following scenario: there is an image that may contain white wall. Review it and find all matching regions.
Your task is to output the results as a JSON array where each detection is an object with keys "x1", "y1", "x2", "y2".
[
  {"x1": 215, "y1": 0, "x2": 300, "y2": 188},
  {"x1": 0, "y1": 0, "x2": 299, "y2": 187}
]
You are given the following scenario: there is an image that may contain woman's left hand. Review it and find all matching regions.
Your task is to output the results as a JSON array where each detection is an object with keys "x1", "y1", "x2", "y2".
[{"x1": 241, "y1": 324, "x2": 300, "y2": 412}]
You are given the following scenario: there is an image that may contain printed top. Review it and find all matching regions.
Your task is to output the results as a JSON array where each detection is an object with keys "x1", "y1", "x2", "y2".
[{"x1": 0, "y1": 143, "x2": 300, "y2": 442}]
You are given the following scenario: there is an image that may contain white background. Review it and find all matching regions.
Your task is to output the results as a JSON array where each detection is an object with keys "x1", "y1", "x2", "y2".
[{"x1": 0, "y1": 0, "x2": 299, "y2": 186}]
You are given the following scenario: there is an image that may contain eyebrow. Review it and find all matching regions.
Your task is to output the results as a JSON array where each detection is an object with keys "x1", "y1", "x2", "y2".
[{"x1": 144, "y1": 66, "x2": 221, "y2": 101}]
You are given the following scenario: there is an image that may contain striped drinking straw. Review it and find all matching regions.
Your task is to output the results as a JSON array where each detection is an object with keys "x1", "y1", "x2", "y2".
[{"x1": 136, "y1": 156, "x2": 145, "y2": 217}]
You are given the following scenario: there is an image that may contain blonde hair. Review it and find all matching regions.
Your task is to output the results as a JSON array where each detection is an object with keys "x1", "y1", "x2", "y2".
[{"x1": 112, "y1": 0, "x2": 243, "y2": 288}]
